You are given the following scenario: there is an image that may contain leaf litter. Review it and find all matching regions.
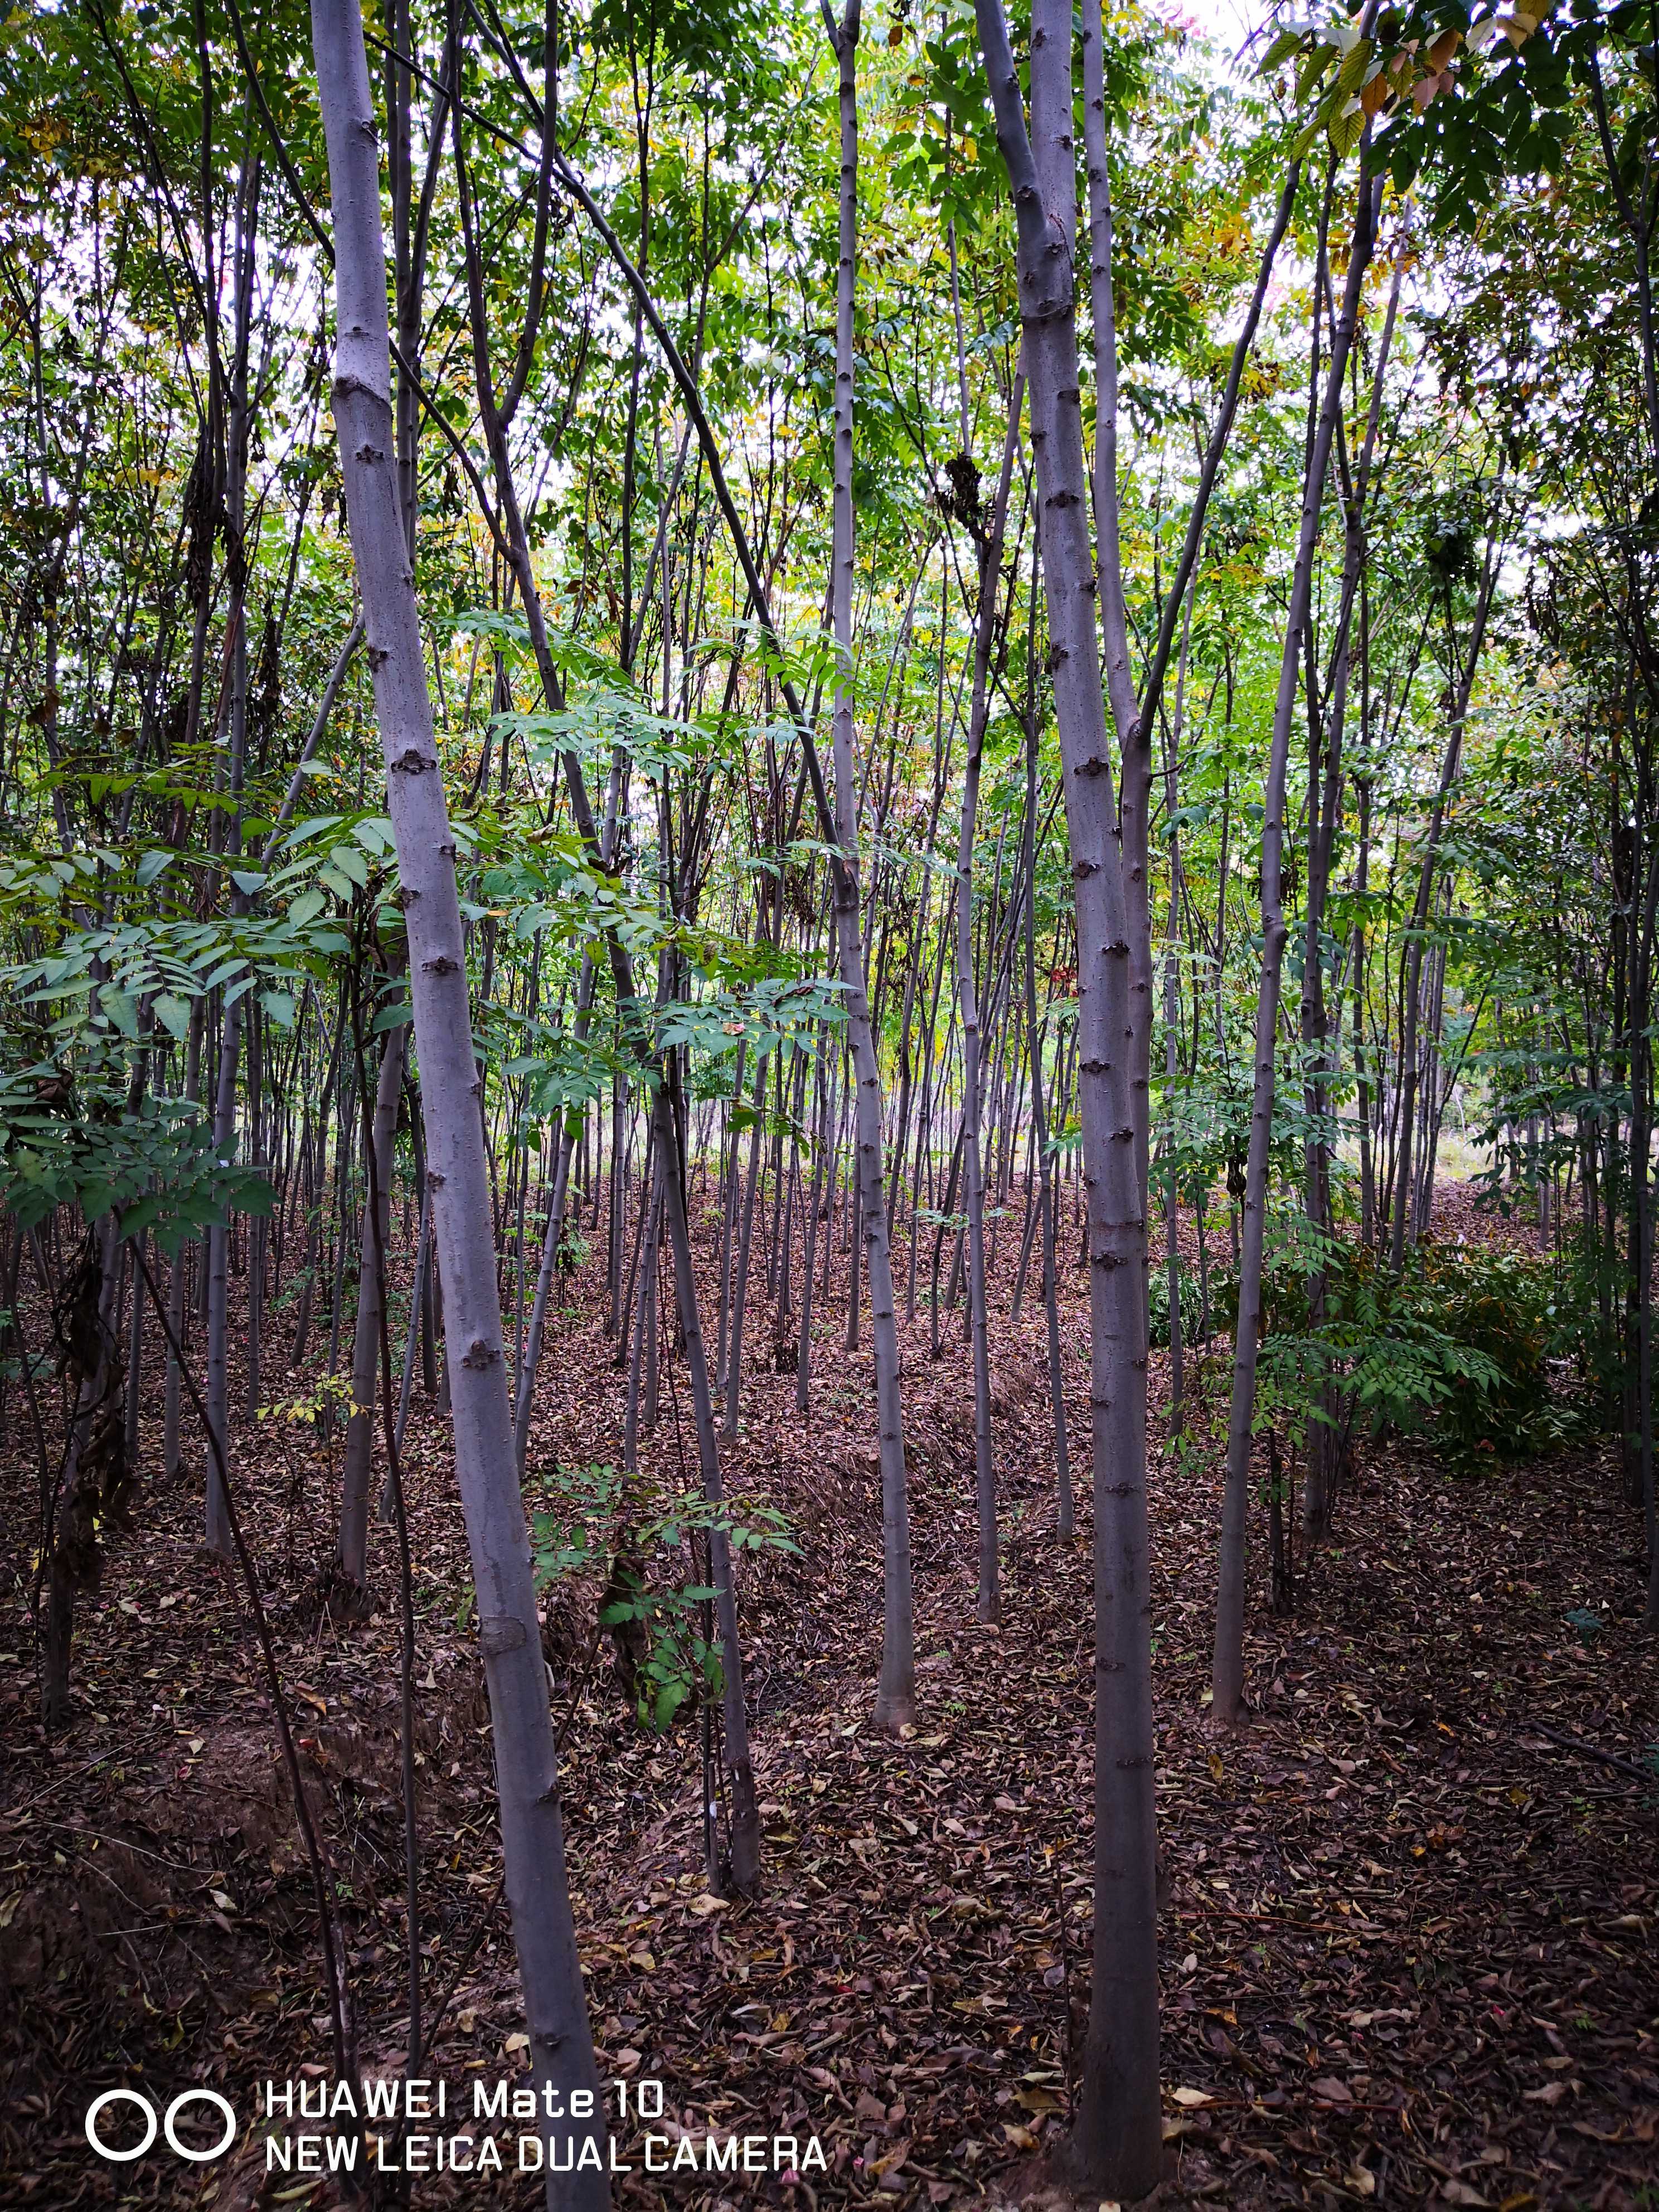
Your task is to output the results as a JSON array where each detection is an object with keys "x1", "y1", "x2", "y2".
[{"x1": 0, "y1": 1186, "x2": 1654, "y2": 2210}]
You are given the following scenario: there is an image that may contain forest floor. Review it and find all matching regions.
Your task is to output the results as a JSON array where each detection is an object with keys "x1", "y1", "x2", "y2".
[{"x1": 1, "y1": 1183, "x2": 1656, "y2": 2211}]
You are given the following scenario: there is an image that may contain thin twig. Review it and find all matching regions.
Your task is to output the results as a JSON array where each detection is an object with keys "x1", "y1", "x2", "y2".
[{"x1": 1530, "y1": 1721, "x2": 1659, "y2": 1788}]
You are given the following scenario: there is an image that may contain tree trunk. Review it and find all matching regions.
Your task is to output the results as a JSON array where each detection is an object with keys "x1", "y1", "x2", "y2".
[
  {"x1": 978, "y1": 0, "x2": 1160, "y2": 2190},
  {"x1": 339, "y1": 1007, "x2": 408, "y2": 1590},
  {"x1": 41, "y1": 1216, "x2": 124, "y2": 1730},
  {"x1": 652, "y1": 1078, "x2": 763, "y2": 1890},
  {"x1": 827, "y1": 0, "x2": 915, "y2": 1731},
  {"x1": 309, "y1": 6, "x2": 606, "y2": 2196},
  {"x1": 1211, "y1": 166, "x2": 1380, "y2": 1728},
  {"x1": 955, "y1": 378, "x2": 1022, "y2": 1625},
  {"x1": 723, "y1": 1047, "x2": 769, "y2": 1442}
]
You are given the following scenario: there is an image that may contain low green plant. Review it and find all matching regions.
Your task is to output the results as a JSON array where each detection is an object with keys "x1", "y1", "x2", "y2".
[
  {"x1": 1148, "y1": 1256, "x2": 1203, "y2": 1350},
  {"x1": 1216, "y1": 1224, "x2": 1583, "y2": 1471},
  {"x1": 527, "y1": 1462, "x2": 799, "y2": 1731}
]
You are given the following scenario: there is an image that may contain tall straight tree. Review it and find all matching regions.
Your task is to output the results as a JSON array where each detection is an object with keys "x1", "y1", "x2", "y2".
[
  {"x1": 976, "y1": 0, "x2": 1161, "y2": 2194},
  {"x1": 338, "y1": 976, "x2": 408, "y2": 1593},
  {"x1": 1210, "y1": 158, "x2": 1382, "y2": 1730},
  {"x1": 534, "y1": 91, "x2": 918, "y2": 1731},
  {"x1": 307, "y1": 3, "x2": 606, "y2": 2201},
  {"x1": 823, "y1": 0, "x2": 916, "y2": 1729},
  {"x1": 955, "y1": 380, "x2": 1023, "y2": 1626}
]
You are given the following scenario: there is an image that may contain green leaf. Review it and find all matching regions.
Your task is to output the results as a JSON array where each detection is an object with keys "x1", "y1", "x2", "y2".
[
  {"x1": 1333, "y1": 37, "x2": 1372, "y2": 98},
  {"x1": 1328, "y1": 98, "x2": 1366, "y2": 157},
  {"x1": 1259, "y1": 27, "x2": 1306, "y2": 74},
  {"x1": 1296, "y1": 38, "x2": 1337, "y2": 103}
]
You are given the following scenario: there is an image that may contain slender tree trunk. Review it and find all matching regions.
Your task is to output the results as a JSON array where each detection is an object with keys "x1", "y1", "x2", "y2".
[
  {"x1": 797, "y1": 1034, "x2": 827, "y2": 1413},
  {"x1": 955, "y1": 380, "x2": 1022, "y2": 1624},
  {"x1": 339, "y1": 1005, "x2": 408, "y2": 1590},
  {"x1": 163, "y1": 993, "x2": 203, "y2": 1474},
  {"x1": 1302, "y1": 237, "x2": 1403, "y2": 1538},
  {"x1": 827, "y1": 0, "x2": 915, "y2": 1731},
  {"x1": 652, "y1": 1078, "x2": 762, "y2": 1890},
  {"x1": 1024, "y1": 700, "x2": 1073, "y2": 1538},
  {"x1": 203, "y1": 989, "x2": 242, "y2": 1560},
  {"x1": 1211, "y1": 164, "x2": 1380, "y2": 1729},
  {"x1": 723, "y1": 1048, "x2": 768, "y2": 1442},
  {"x1": 978, "y1": 0, "x2": 1159, "y2": 2190},
  {"x1": 513, "y1": 954, "x2": 595, "y2": 1475},
  {"x1": 309, "y1": 8, "x2": 606, "y2": 2196},
  {"x1": 41, "y1": 1215, "x2": 124, "y2": 1729}
]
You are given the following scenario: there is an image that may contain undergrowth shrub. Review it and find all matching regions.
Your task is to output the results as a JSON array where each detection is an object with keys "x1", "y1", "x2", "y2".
[
  {"x1": 1397, "y1": 1241, "x2": 1564, "y2": 1462},
  {"x1": 1206, "y1": 1229, "x2": 1587, "y2": 1469},
  {"x1": 1147, "y1": 1255, "x2": 1204, "y2": 1349}
]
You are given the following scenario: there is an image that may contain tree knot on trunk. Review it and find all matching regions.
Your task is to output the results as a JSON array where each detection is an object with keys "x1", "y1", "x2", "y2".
[{"x1": 461, "y1": 1340, "x2": 502, "y2": 1370}]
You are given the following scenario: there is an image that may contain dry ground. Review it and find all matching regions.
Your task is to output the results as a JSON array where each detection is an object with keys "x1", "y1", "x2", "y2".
[{"x1": 1, "y1": 1181, "x2": 1655, "y2": 2210}]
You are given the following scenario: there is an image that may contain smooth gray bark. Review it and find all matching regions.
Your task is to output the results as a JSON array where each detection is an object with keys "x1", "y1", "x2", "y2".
[
  {"x1": 339, "y1": 1008, "x2": 408, "y2": 1588},
  {"x1": 308, "y1": 5, "x2": 605, "y2": 2198},
  {"x1": 652, "y1": 1079, "x2": 763, "y2": 1890},
  {"x1": 1211, "y1": 166, "x2": 1380, "y2": 1729},
  {"x1": 1301, "y1": 236, "x2": 1404, "y2": 1540},
  {"x1": 826, "y1": 0, "x2": 915, "y2": 1730},
  {"x1": 956, "y1": 386, "x2": 1022, "y2": 1624},
  {"x1": 977, "y1": 0, "x2": 1160, "y2": 2190},
  {"x1": 723, "y1": 1048, "x2": 769, "y2": 1442}
]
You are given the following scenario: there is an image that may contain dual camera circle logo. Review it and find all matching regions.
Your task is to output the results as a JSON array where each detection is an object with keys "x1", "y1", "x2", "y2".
[{"x1": 85, "y1": 2087, "x2": 237, "y2": 2163}]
